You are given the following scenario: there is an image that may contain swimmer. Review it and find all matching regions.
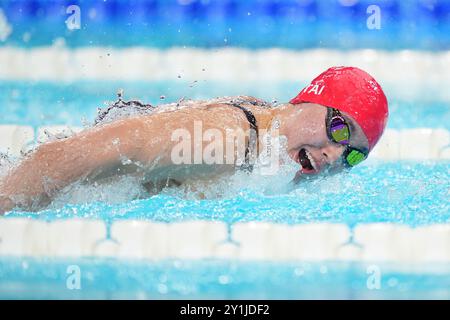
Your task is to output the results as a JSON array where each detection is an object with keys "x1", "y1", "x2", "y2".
[{"x1": 0, "y1": 66, "x2": 388, "y2": 214}]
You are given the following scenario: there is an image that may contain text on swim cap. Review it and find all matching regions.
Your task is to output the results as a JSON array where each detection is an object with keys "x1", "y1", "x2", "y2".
[{"x1": 302, "y1": 84, "x2": 325, "y2": 95}]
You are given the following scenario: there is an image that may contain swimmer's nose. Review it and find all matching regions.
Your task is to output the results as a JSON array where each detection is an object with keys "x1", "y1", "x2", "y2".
[{"x1": 320, "y1": 143, "x2": 345, "y2": 166}]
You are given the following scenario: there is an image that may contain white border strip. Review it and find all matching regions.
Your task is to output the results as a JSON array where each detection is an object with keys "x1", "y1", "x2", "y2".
[
  {"x1": 0, "y1": 219, "x2": 449, "y2": 263},
  {"x1": 1, "y1": 47, "x2": 450, "y2": 101},
  {"x1": 1, "y1": 125, "x2": 449, "y2": 160}
]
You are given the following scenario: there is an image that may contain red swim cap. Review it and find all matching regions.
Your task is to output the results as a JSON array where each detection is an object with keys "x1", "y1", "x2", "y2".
[{"x1": 289, "y1": 66, "x2": 388, "y2": 151}]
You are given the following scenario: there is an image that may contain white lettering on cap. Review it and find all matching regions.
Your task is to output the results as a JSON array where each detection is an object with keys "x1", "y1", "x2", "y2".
[{"x1": 306, "y1": 84, "x2": 325, "y2": 95}]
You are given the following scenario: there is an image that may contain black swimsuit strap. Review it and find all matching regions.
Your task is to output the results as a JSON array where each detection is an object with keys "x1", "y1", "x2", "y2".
[
  {"x1": 228, "y1": 103, "x2": 259, "y2": 133},
  {"x1": 225, "y1": 102, "x2": 259, "y2": 172}
]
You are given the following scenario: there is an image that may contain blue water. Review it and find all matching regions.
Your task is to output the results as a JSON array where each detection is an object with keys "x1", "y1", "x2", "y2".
[
  {"x1": 1, "y1": 0, "x2": 450, "y2": 50},
  {"x1": 1, "y1": 79, "x2": 449, "y2": 299},
  {"x1": 0, "y1": 77, "x2": 449, "y2": 300},
  {"x1": 0, "y1": 258, "x2": 449, "y2": 299},
  {"x1": 4, "y1": 162, "x2": 449, "y2": 228},
  {"x1": 1, "y1": 0, "x2": 450, "y2": 299}
]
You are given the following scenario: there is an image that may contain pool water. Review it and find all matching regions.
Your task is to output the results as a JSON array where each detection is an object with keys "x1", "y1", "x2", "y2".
[
  {"x1": 0, "y1": 77, "x2": 450, "y2": 299},
  {"x1": 3, "y1": 162, "x2": 449, "y2": 227},
  {"x1": 1, "y1": 258, "x2": 449, "y2": 299},
  {"x1": 2, "y1": 1, "x2": 450, "y2": 50},
  {"x1": 1, "y1": 0, "x2": 449, "y2": 300}
]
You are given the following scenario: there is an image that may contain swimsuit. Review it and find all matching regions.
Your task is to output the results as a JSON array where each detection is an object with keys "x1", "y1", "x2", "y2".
[{"x1": 223, "y1": 101, "x2": 259, "y2": 172}]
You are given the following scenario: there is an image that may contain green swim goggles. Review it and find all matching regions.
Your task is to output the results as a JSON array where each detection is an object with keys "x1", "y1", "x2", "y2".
[{"x1": 326, "y1": 108, "x2": 368, "y2": 167}]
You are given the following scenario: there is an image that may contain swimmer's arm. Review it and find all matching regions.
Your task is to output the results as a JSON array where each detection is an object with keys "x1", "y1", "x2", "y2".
[
  {"x1": 0, "y1": 105, "x2": 243, "y2": 214},
  {"x1": 0, "y1": 117, "x2": 168, "y2": 214}
]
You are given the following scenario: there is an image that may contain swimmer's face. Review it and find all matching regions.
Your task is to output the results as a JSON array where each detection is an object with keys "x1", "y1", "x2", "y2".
[{"x1": 283, "y1": 103, "x2": 369, "y2": 177}]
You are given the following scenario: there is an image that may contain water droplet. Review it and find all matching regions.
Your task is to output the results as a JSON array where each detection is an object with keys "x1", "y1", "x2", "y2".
[{"x1": 218, "y1": 275, "x2": 230, "y2": 284}]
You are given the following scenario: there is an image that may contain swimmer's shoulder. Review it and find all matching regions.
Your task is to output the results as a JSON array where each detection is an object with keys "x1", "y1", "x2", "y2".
[{"x1": 148, "y1": 96, "x2": 272, "y2": 118}]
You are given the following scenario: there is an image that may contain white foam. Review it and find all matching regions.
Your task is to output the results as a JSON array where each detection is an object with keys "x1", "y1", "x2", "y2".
[
  {"x1": 36, "y1": 126, "x2": 83, "y2": 143},
  {"x1": 50, "y1": 174, "x2": 148, "y2": 208}
]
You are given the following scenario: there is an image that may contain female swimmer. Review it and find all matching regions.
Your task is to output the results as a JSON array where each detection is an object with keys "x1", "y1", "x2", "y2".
[{"x1": 0, "y1": 66, "x2": 388, "y2": 214}]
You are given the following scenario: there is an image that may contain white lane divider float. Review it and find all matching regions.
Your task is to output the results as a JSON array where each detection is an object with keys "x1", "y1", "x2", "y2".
[
  {"x1": 49, "y1": 218, "x2": 107, "y2": 257},
  {"x1": 0, "y1": 219, "x2": 449, "y2": 263},
  {"x1": 1, "y1": 47, "x2": 450, "y2": 102}
]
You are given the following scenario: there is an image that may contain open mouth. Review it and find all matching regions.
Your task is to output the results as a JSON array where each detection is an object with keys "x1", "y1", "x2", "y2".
[{"x1": 298, "y1": 148, "x2": 317, "y2": 174}]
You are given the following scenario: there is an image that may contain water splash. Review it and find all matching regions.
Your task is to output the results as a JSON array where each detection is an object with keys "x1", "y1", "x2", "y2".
[
  {"x1": 0, "y1": 152, "x2": 14, "y2": 179},
  {"x1": 4, "y1": 162, "x2": 449, "y2": 227}
]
